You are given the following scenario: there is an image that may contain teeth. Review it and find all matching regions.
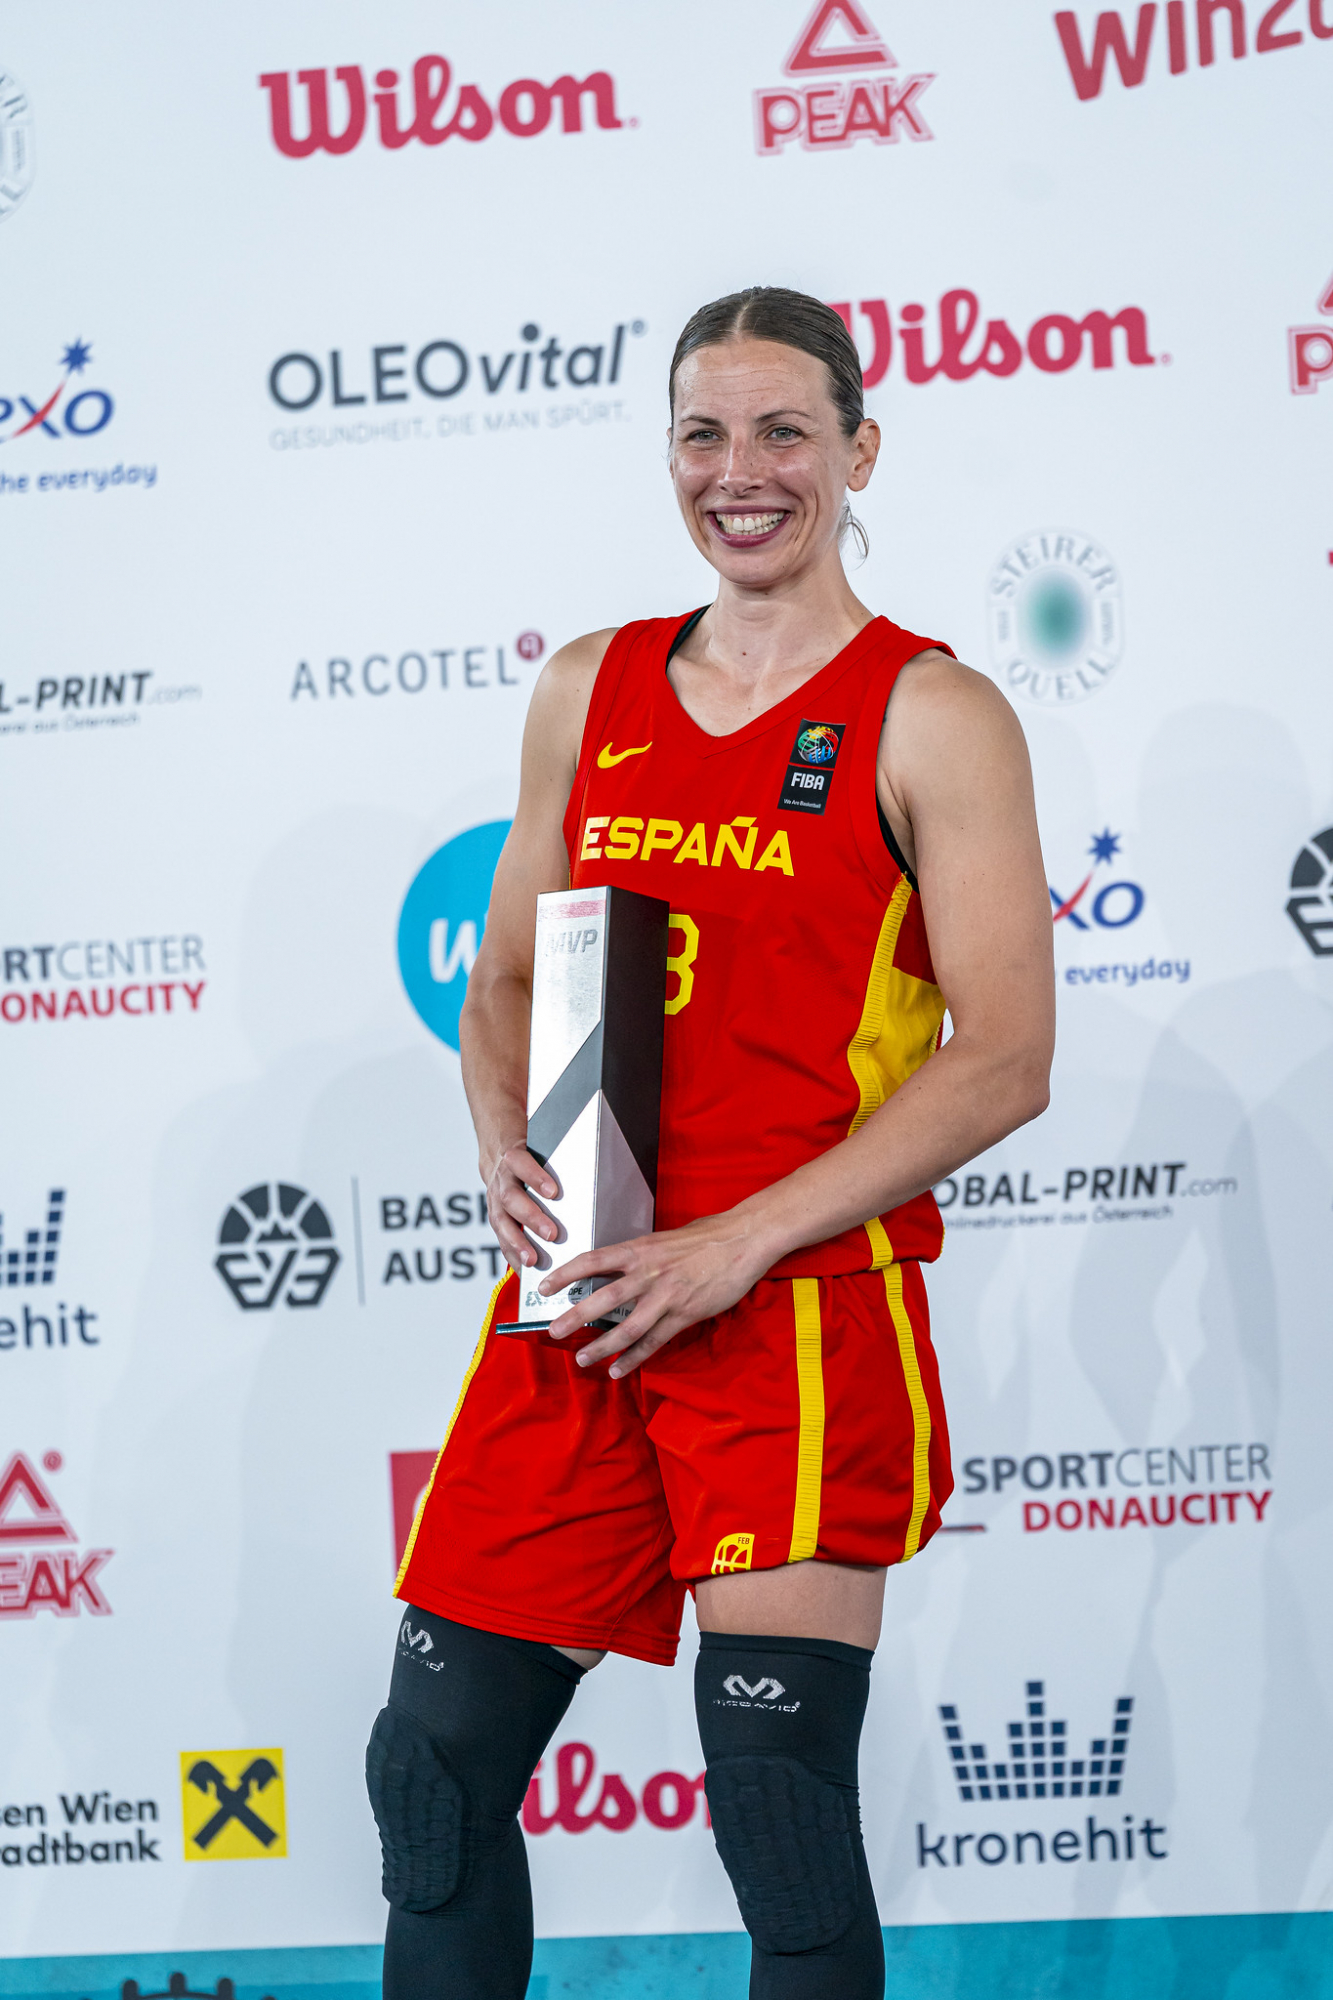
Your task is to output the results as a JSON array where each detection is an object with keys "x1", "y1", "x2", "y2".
[{"x1": 718, "y1": 512, "x2": 785, "y2": 536}]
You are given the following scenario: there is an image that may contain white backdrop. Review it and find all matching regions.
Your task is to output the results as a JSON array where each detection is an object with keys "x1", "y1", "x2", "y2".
[{"x1": 3, "y1": 0, "x2": 1332, "y2": 1984}]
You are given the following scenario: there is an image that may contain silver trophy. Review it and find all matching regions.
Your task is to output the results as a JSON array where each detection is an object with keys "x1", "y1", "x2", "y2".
[{"x1": 495, "y1": 884, "x2": 668, "y2": 1340}]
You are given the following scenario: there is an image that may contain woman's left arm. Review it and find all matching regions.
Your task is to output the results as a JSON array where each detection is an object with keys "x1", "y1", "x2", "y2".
[{"x1": 543, "y1": 658, "x2": 1055, "y2": 1375}]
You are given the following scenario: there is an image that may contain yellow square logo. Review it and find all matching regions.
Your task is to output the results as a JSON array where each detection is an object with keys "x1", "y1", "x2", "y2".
[{"x1": 180, "y1": 1749, "x2": 286, "y2": 1861}]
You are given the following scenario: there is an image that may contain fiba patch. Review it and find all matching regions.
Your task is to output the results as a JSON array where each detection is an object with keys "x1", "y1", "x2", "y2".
[{"x1": 778, "y1": 721, "x2": 845, "y2": 816}]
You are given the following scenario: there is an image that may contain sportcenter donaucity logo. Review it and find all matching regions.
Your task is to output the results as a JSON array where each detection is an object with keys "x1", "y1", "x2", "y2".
[
  {"x1": 1, "y1": 932, "x2": 207, "y2": 1021},
  {"x1": 753, "y1": 0, "x2": 935, "y2": 155},
  {"x1": 0, "y1": 1451, "x2": 112, "y2": 1620},
  {"x1": 988, "y1": 530, "x2": 1124, "y2": 706},
  {"x1": 0, "y1": 70, "x2": 33, "y2": 220},
  {"x1": 213, "y1": 1184, "x2": 341, "y2": 1311},
  {"x1": 950, "y1": 1440, "x2": 1272, "y2": 1537},
  {"x1": 1287, "y1": 826, "x2": 1333, "y2": 951},
  {"x1": 0, "y1": 1188, "x2": 101, "y2": 1356}
]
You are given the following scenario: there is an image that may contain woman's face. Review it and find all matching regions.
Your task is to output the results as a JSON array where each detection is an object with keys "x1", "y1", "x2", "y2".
[{"x1": 669, "y1": 337, "x2": 879, "y2": 589}]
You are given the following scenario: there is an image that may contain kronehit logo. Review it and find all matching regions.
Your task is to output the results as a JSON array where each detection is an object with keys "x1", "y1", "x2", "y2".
[{"x1": 398, "y1": 821, "x2": 511, "y2": 1051}]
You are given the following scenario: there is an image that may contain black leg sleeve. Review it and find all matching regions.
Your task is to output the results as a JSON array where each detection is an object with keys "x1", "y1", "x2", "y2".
[
  {"x1": 367, "y1": 1605, "x2": 585, "y2": 2000},
  {"x1": 695, "y1": 1632, "x2": 886, "y2": 2000}
]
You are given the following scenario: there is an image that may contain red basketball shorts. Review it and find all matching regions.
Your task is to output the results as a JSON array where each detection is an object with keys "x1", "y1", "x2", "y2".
[{"x1": 395, "y1": 1262, "x2": 952, "y2": 1666}]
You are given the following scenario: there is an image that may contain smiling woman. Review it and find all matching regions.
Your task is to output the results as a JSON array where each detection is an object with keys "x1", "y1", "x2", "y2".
[{"x1": 369, "y1": 286, "x2": 1056, "y2": 2000}]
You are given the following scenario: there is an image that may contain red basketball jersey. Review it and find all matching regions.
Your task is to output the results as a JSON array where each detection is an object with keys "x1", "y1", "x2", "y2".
[{"x1": 562, "y1": 611, "x2": 951, "y2": 1276}]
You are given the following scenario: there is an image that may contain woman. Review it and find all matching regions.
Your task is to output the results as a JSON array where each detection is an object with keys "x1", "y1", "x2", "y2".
[{"x1": 368, "y1": 286, "x2": 1054, "y2": 2000}]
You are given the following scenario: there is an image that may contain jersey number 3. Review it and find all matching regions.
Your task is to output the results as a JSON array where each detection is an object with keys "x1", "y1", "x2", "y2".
[{"x1": 666, "y1": 913, "x2": 699, "y2": 1016}]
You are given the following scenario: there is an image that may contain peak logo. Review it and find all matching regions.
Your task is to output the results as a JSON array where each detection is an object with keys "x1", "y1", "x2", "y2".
[
  {"x1": 755, "y1": 0, "x2": 935, "y2": 154},
  {"x1": 0, "y1": 1451, "x2": 113, "y2": 1619},
  {"x1": 987, "y1": 530, "x2": 1124, "y2": 705},
  {"x1": 259, "y1": 59, "x2": 624, "y2": 160},
  {"x1": 1288, "y1": 269, "x2": 1333, "y2": 395},
  {"x1": 0, "y1": 339, "x2": 113, "y2": 445},
  {"x1": 214, "y1": 1183, "x2": 341, "y2": 1311},
  {"x1": 1054, "y1": 2, "x2": 1333, "y2": 103}
]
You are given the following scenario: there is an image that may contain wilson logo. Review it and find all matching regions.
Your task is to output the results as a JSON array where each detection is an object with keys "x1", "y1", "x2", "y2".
[
  {"x1": 831, "y1": 295, "x2": 1158, "y2": 387},
  {"x1": 259, "y1": 60, "x2": 624, "y2": 158}
]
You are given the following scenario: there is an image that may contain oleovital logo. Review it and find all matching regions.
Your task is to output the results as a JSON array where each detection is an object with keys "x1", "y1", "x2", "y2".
[
  {"x1": 397, "y1": 821, "x2": 511, "y2": 1051},
  {"x1": 987, "y1": 529, "x2": 1123, "y2": 706}
]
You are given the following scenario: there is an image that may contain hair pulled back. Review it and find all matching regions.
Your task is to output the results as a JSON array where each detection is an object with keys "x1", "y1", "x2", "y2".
[{"x1": 667, "y1": 285, "x2": 865, "y2": 439}]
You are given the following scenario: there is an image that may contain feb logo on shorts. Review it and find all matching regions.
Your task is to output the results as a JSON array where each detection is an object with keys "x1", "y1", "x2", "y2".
[
  {"x1": 778, "y1": 720, "x2": 845, "y2": 816},
  {"x1": 180, "y1": 1749, "x2": 287, "y2": 1861},
  {"x1": 711, "y1": 1530, "x2": 755, "y2": 1574}
]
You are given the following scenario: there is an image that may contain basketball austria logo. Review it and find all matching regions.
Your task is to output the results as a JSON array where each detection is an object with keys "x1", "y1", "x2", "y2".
[
  {"x1": 397, "y1": 821, "x2": 511, "y2": 1051},
  {"x1": 754, "y1": 0, "x2": 935, "y2": 156},
  {"x1": 1287, "y1": 827, "x2": 1333, "y2": 955},
  {"x1": 987, "y1": 530, "x2": 1124, "y2": 707},
  {"x1": 214, "y1": 1184, "x2": 341, "y2": 1310}
]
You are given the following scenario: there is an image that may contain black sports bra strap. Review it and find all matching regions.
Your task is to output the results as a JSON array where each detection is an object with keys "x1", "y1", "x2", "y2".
[{"x1": 665, "y1": 606, "x2": 707, "y2": 665}]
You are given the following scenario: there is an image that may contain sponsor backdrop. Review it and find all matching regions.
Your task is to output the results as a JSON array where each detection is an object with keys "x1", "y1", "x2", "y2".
[{"x1": 2, "y1": 1, "x2": 1331, "y2": 1994}]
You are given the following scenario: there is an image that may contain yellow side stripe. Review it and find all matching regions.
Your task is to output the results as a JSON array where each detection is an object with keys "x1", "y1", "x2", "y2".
[
  {"x1": 787, "y1": 1278, "x2": 826, "y2": 1564},
  {"x1": 393, "y1": 1277, "x2": 503, "y2": 1595},
  {"x1": 863, "y1": 1213, "x2": 894, "y2": 1271},
  {"x1": 883, "y1": 1263, "x2": 931, "y2": 1562},
  {"x1": 846, "y1": 878, "x2": 913, "y2": 1135}
]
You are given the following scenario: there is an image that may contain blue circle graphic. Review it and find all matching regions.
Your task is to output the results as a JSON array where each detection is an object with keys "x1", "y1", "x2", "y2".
[{"x1": 397, "y1": 820, "x2": 511, "y2": 1050}]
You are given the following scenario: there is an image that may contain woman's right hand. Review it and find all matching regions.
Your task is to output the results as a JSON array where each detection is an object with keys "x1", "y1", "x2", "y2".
[{"x1": 485, "y1": 1143, "x2": 560, "y2": 1273}]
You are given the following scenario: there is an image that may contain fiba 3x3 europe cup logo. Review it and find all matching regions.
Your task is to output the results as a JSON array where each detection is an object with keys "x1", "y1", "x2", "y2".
[
  {"x1": 987, "y1": 530, "x2": 1124, "y2": 707},
  {"x1": 214, "y1": 1184, "x2": 341, "y2": 1311}
]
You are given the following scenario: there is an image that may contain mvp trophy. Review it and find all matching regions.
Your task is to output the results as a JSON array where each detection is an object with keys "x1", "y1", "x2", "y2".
[{"x1": 496, "y1": 885, "x2": 668, "y2": 1341}]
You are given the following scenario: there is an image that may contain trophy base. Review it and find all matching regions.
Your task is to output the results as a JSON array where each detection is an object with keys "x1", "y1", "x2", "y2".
[{"x1": 495, "y1": 1318, "x2": 621, "y2": 1347}]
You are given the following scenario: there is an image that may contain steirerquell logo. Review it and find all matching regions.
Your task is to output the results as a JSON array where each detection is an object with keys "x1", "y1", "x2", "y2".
[{"x1": 397, "y1": 821, "x2": 511, "y2": 1050}]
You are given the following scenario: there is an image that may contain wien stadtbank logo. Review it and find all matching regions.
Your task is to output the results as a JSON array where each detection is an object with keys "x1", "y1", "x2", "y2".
[
  {"x1": 259, "y1": 58, "x2": 625, "y2": 159},
  {"x1": 754, "y1": 0, "x2": 934, "y2": 155}
]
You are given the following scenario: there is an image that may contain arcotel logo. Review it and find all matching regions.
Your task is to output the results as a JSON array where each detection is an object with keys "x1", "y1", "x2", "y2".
[
  {"x1": 259, "y1": 59, "x2": 624, "y2": 159},
  {"x1": 833, "y1": 299, "x2": 1158, "y2": 389},
  {"x1": 755, "y1": 0, "x2": 935, "y2": 155}
]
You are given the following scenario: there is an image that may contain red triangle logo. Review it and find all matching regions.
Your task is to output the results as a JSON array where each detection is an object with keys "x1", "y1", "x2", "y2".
[
  {"x1": 0, "y1": 1453, "x2": 74, "y2": 1543},
  {"x1": 784, "y1": 0, "x2": 896, "y2": 73},
  {"x1": 1319, "y1": 271, "x2": 1333, "y2": 316}
]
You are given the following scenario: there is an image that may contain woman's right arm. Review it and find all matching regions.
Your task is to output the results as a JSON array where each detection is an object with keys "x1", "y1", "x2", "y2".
[{"x1": 458, "y1": 629, "x2": 615, "y2": 1273}]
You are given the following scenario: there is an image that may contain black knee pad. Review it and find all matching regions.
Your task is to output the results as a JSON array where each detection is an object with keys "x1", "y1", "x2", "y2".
[
  {"x1": 705, "y1": 1752, "x2": 859, "y2": 1953},
  {"x1": 695, "y1": 1631, "x2": 878, "y2": 1966},
  {"x1": 366, "y1": 1703, "x2": 468, "y2": 1914}
]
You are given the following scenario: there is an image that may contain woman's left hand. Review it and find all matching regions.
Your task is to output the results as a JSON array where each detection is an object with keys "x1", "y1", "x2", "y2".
[{"x1": 541, "y1": 1209, "x2": 777, "y2": 1377}]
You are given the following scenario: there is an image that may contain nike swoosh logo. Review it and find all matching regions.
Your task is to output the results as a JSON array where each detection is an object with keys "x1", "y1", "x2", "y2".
[{"x1": 596, "y1": 741, "x2": 652, "y2": 769}]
